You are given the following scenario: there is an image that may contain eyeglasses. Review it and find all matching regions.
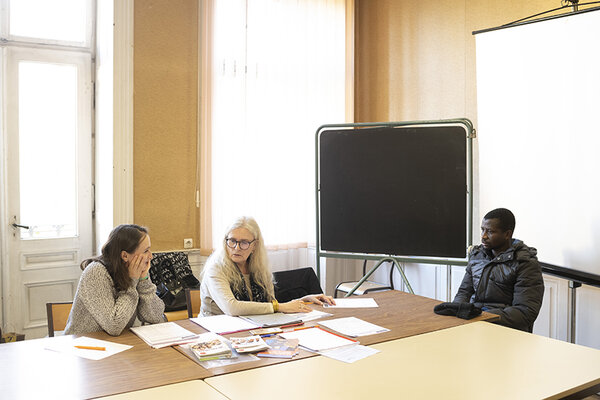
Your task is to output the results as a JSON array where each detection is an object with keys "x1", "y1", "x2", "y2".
[{"x1": 226, "y1": 238, "x2": 256, "y2": 250}]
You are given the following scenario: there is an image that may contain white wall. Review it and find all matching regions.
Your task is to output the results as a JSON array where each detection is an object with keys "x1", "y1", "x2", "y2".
[{"x1": 476, "y1": 10, "x2": 600, "y2": 276}]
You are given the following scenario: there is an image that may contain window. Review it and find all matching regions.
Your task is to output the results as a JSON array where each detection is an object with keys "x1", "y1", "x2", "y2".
[
  {"x1": 1, "y1": 0, "x2": 94, "y2": 240},
  {"x1": 0, "y1": 0, "x2": 95, "y2": 340},
  {"x1": 206, "y1": 0, "x2": 349, "y2": 248}
]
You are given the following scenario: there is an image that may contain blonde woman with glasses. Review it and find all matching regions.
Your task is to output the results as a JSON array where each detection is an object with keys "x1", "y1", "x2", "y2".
[{"x1": 200, "y1": 216, "x2": 334, "y2": 316}]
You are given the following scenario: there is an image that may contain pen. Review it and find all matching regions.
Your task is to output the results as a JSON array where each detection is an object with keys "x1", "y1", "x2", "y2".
[
  {"x1": 293, "y1": 325, "x2": 313, "y2": 331},
  {"x1": 75, "y1": 345, "x2": 106, "y2": 351},
  {"x1": 260, "y1": 334, "x2": 276, "y2": 338},
  {"x1": 220, "y1": 328, "x2": 255, "y2": 335},
  {"x1": 280, "y1": 322, "x2": 304, "y2": 329}
]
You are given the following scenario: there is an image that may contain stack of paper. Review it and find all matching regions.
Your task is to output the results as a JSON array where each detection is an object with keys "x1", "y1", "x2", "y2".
[
  {"x1": 240, "y1": 312, "x2": 301, "y2": 327},
  {"x1": 229, "y1": 335, "x2": 269, "y2": 353},
  {"x1": 249, "y1": 327, "x2": 282, "y2": 335},
  {"x1": 287, "y1": 309, "x2": 333, "y2": 322},
  {"x1": 280, "y1": 327, "x2": 357, "y2": 352},
  {"x1": 318, "y1": 317, "x2": 389, "y2": 337},
  {"x1": 130, "y1": 322, "x2": 199, "y2": 348},
  {"x1": 191, "y1": 315, "x2": 258, "y2": 334}
]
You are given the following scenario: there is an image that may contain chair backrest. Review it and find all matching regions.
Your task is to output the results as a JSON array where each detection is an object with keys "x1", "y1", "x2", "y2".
[
  {"x1": 185, "y1": 288, "x2": 200, "y2": 318},
  {"x1": 46, "y1": 302, "x2": 73, "y2": 337},
  {"x1": 150, "y1": 251, "x2": 200, "y2": 312},
  {"x1": 273, "y1": 267, "x2": 324, "y2": 303}
]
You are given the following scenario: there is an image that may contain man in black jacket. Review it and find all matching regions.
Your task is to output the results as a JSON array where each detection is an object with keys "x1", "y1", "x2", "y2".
[{"x1": 453, "y1": 208, "x2": 544, "y2": 332}]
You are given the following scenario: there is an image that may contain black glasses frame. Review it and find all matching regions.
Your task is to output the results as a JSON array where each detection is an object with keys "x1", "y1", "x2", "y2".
[{"x1": 226, "y1": 238, "x2": 256, "y2": 250}]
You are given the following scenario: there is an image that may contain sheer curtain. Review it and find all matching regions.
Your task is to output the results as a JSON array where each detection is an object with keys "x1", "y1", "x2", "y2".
[{"x1": 205, "y1": 0, "x2": 348, "y2": 256}]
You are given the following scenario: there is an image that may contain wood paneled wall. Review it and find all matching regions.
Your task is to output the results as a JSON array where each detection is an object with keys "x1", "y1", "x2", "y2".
[
  {"x1": 355, "y1": 0, "x2": 562, "y2": 222},
  {"x1": 133, "y1": 0, "x2": 199, "y2": 251},
  {"x1": 130, "y1": 0, "x2": 564, "y2": 250},
  {"x1": 355, "y1": 0, "x2": 560, "y2": 124}
]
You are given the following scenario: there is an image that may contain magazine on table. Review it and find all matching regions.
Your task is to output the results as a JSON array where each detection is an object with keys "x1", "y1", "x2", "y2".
[
  {"x1": 257, "y1": 337, "x2": 299, "y2": 359},
  {"x1": 229, "y1": 335, "x2": 269, "y2": 353},
  {"x1": 181, "y1": 332, "x2": 232, "y2": 362}
]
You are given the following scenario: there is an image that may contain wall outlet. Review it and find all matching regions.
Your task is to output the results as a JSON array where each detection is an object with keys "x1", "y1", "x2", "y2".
[{"x1": 183, "y1": 238, "x2": 193, "y2": 249}]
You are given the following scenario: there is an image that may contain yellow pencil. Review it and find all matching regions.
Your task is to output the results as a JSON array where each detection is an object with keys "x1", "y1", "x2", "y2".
[{"x1": 75, "y1": 345, "x2": 106, "y2": 351}]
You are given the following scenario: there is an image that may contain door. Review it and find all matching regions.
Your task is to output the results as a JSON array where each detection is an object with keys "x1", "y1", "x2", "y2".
[{"x1": 4, "y1": 47, "x2": 93, "y2": 339}]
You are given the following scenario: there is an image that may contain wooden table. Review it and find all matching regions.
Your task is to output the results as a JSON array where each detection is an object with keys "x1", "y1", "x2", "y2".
[
  {"x1": 0, "y1": 290, "x2": 496, "y2": 399},
  {"x1": 0, "y1": 329, "x2": 210, "y2": 399},
  {"x1": 174, "y1": 290, "x2": 498, "y2": 375},
  {"x1": 205, "y1": 321, "x2": 600, "y2": 400}
]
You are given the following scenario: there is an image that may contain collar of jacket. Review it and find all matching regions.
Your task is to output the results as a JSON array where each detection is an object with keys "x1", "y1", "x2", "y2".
[{"x1": 475, "y1": 238, "x2": 523, "y2": 263}]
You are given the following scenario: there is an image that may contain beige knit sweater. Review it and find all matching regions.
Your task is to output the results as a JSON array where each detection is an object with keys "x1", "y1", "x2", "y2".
[
  {"x1": 64, "y1": 261, "x2": 165, "y2": 336},
  {"x1": 200, "y1": 258, "x2": 274, "y2": 317}
]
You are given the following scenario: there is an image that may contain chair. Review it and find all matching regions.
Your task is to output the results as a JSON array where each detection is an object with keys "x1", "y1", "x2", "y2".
[
  {"x1": 46, "y1": 302, "x2": 73, "y2": 337},
  {"x1": 334, "y1": 260, "x2": 394, "y2": 298},
  {"x1": 273, "y1": 267, "x2": 324, "y2": 303},
  {"x1": 185, "y1": 288, "x2": 200, "y2": 318},
  {"x1": 164, "y1": 289, "x2": 200, "y2": 321},
  {"x1": 164, "y1": 309, "x2": 189, "y2": 322}
]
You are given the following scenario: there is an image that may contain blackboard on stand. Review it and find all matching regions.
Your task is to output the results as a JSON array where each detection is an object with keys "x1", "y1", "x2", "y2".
[{"x1": 315, "y1": 119, "x2": 474, "y2": 281}]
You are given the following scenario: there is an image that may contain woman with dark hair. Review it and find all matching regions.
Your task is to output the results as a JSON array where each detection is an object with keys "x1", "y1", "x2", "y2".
[{"x1": 64, "y1": 224, "x2": 165, "y2": 336}]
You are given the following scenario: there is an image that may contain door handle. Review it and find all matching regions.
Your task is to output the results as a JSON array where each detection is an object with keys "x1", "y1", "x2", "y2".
[{"x1": 11, "y1": 223, "x2": 30, "y2": 230}]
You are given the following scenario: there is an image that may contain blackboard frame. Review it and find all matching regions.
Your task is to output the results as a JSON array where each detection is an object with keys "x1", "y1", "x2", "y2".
[{"x1": 315, "y1": 119, "x2": 475, "y2": 279}]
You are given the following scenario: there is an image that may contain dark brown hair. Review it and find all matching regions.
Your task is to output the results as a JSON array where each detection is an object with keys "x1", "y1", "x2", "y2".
[{"x1": 81, "y1": 224, "x2": 149, "y2": 292}]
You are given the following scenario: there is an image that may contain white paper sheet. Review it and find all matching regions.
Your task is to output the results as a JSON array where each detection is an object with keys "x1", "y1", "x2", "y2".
[
  {"x1": 44, "y1": 336, "x2": 132, "y2": 360},
  {"x1": 240, "y1": 312, "x2": 301, "y2": 327},
  {"x1": 318, "y1": 317, "x2": 389, "y2": 337},
  {"x1": 280, "y1": 327, "x2": 357, "y2": 352},
  {"x1": 319, "y1": 344, "x2": 380, "y2": 363},
  {"x1": 286, "y1": 309, "x2": 332, "y2": 322},
  {"x1": 323, "y1": 298, "x2": 379, "y2": 308},
  {"x1": 191, "y1": 314, "x2": 258, "y2": 334}
]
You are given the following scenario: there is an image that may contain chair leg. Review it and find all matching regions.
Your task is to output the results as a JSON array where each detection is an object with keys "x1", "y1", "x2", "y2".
[{"x1": 389, "y1": 261, "x2": 395, "y2": 290}]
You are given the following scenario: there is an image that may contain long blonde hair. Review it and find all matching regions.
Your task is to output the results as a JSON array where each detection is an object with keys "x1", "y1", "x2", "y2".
[{"x1": 203, "y1": 216, "x2": 274, "y2": 300}]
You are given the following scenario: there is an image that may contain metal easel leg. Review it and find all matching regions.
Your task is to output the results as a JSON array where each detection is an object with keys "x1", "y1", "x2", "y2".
[
  {"x1": 392, "y1": 259, "x2": 414, "y2": 294},
  {"x1": 344, "y1": 257, "x2": 414, "y2": 296}
]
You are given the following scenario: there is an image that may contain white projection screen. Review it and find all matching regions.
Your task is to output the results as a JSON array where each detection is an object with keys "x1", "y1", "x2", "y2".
[{"x1": 476, "y1": 8, "x2": 600, "y2": 275}]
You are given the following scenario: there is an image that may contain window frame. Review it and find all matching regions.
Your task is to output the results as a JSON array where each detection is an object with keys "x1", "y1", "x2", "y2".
[{"x1": 1, "y1": 0, "x2": 95, "y2": 49}]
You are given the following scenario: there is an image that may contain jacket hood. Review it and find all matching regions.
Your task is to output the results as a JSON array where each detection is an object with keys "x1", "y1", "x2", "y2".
[{"x1": 511, "y1": 239, "x2": 538, "y2": 262}]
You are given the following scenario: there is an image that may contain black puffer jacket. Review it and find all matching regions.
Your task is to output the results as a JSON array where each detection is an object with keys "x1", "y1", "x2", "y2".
[{"x1": 453, "y1": 239, "x2": 544, "y2": 332}]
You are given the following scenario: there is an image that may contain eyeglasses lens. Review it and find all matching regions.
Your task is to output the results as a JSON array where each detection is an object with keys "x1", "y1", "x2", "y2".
[{"x1": 226, "y1": 239, "x2": 251, "y2": 250}]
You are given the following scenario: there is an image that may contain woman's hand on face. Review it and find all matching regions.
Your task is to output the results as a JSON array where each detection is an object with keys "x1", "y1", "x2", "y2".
[
  {"x1": 128, "y1": 254, "x2": 149, "y2": 279},
  {"x1": 300, "y1": 294, "x2": 336, "y2": 306},
  {"x1": 141, "y1": 254, "x2": 152, "y2": 277},
  {"x1": 278, "y1": 299, "x2": 312, "y2": 313}
]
